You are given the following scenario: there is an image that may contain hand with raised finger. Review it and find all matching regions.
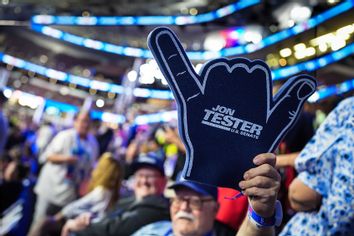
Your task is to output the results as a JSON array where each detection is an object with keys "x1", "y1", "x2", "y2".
[
  {"x1": 148, "y1": 27, "x2": 316, "y2": 189},
  {"x1": 239, "y1": 153, "x2": 281, "y2": 217}
]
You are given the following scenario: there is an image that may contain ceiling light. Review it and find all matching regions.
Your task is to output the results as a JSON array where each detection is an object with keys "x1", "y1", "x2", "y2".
[
  {"x1": 139, "y1": 76, "x2": 155, "y2": 84},
  {"x1": 82, "y1": 11, "x2": 90, "y2": 17},
  {"x1": 96, "y1": 99, "x2": 105, "y2": 108},
  {"x1": 294, "y1": 51, "x2": 306, "y2": 60},
  {"x1": 331, "y1": 38, "x2": 346, "y2": 51},
  {"x1": 195, "y1": 63, "x2": 203, "y2": 74},
  {"x1": 327, "y1": 0, "x2": 339, "y2": 4},
  {"x1": 60, "y1": 87, "x2": 70, "y2": 96},
  {"x1": 305, "y1": 47, "x2": 316, "y2": 57},
  {"x1": 294, "y1": 43, "x2": 306, "y2": 51},
  {"x1": 318, "y1": 44, "x2": 328, "y2": 52},
  {"x1": 279, "y1": 58, "x2": 287, "y2": 66},
  {"x1": 161, "y1": 77, "x2": 168, "y2": 86},
  {"x1": 189, "y1": 8, "x2": 198, "y2": 16},
  {"x1": 244, "y1": 30, "x2": 262, "y2": 44},
  {"x1": 287, "y1": 20, "x2": 295, "y2": 27},
  {"x1": 290, "y1": 6, "x2": 311, "y2": 23},
  {"x1": 3, "y1": 88, "x2": 12, "y2": 98},
  {"x1": 204, "y1": 33, "x2": 226, "y2": 51},
  {"x1": 39, "y1": 55, "x2": 48, "y2": 64},
  {"x1": 279, "y1": 48, "x2": 292, "y2": 57},
  {"x1": 127, "y1": 70, "x2": 138, "y2": 82},
  {"x1": 89, "y1": 89, "x2": 97, "y2": 95},
  {"x1": 107, "y1": 92, "x2": 116, "y2": 99}
]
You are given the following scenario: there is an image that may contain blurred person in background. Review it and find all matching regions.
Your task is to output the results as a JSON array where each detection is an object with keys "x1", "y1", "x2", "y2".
[
  {"x1": 29, "y1": 152, "x2": 122, "y2": 236},
  {"x1": 275, "y1": 103, "x2": 316, "y2": 226},
  {"x1": 155, "y1": 123, "x2": 186, "y2": 179},
  {"x1": 280, "y1": 97, "x2": 354, "y2": 236},
  {"x1": 134, "y1": 153, "x2": 281, "y2": 236},
  {"x1": 29, "y1": 110, "x2": 99, "y2": 233},
  {"x1": 0, "y1": 145, "x2": 29, "y2": 213},
  {"x1": 0, "y1": 91, "x2": 8, "y2": 156},
  {"x1": 64, "y1": 151, "x2": 170, "y2": 236}
]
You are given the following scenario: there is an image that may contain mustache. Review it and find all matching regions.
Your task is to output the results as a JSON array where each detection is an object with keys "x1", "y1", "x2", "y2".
[{"x1": 175, "y1": 211, "x2": 195, "y2": 221}]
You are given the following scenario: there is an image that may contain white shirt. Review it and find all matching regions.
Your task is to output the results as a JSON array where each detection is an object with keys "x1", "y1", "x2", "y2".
[
  {"x1": 35, "y1": 128, "x2": 99, "y2": 206},
  {"x1": 61, "y1": 186, "x2": 113, "y2": 222}
]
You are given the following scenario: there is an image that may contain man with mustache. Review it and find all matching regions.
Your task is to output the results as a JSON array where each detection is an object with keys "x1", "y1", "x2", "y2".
[
  {"x1": 134, "y1": 153, "x2": 281, "y2": 236},
  {"x1": 64, "y1": 152, "x2": 170, "y2": 236}
]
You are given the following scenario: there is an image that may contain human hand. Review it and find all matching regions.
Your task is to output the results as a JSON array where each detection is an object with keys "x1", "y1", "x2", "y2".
[
  {"x1": 239, "y1": 153, "x2": 280, "y2": 217},
  {"x1": 66, "y1": 156, "x2": 78, "y2": 164},
  {"x1": 148, "y1": 27, "x2": 316, "y2": 189},
  {"x1": 61, "y1": 212, "x2": 92, "y2": 236},
  {"x1": 164, "y1": 126, "x2": 179, "y2": 143}
]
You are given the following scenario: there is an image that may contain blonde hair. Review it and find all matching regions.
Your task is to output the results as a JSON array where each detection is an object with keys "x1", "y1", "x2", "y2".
[{"x1": 87, "y1": 152, "x2": 122, "y2": 208}]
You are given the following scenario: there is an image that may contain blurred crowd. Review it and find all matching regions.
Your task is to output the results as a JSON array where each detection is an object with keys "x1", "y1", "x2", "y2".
[{"x1": 0, "y1": 91, "x2": 353, "y2": 236}]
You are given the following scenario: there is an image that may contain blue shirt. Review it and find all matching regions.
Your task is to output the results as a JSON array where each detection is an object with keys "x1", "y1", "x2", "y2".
[
  {"x1": 132, "y1": 220, "x2": 216, "y2": 236},
  {"x1": 280, "y1": 97, "x2": 354, "y2": 236}
]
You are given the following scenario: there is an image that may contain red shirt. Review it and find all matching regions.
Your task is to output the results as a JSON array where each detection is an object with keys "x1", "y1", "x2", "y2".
[{"x1": 216, "y1": 187, "x2": 248, "y2": 230}]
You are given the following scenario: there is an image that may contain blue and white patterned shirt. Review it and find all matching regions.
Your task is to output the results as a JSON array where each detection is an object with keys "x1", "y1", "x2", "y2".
[{"x1": 280, "y1": 97, "x2": 354, "y2": 236}]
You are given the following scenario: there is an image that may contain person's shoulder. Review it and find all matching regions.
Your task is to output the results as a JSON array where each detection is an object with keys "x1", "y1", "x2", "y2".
[
  {"x1": 117, "y1": 195, "x2": 136, "y2": 206},
  {"x1": 132, "y1": 220, "x2": 172, "y2": 236},
  {"x1": 334, "y1": 97, "x2": 354, "y2": 113},
  {"x1": 338, "y1": 97, "x2": 354, "y2": 106},
  {"x1": 140, "y1": 195, "x2": 170, "y2": 207},
  {"x1": 331, "y1": 97, "x2": 354, "y2": 127}
]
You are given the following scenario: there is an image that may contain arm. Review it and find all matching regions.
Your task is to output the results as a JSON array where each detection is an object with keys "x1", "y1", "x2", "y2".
[
  {"x1": 164, "y1": 127, "x2": 186, "y2": 153},
  {"x1": 237, "y1": 217, "x2": 274, "y2": 236},
  {"x1": 288, "y1": 178, "x2": 321, "y2": 212},
  {"x1": 236, "y1": 153, "x2": 281, "y2": 236},
  {"x1": 275, "y1": 152, "x2": 299, "y2": 168},
  {"x1": 47, "y1": 154, "x2": 78, "y2": 164},
  {"x1": 40, "y1": 131, "x2": 77, "y2": 164}
]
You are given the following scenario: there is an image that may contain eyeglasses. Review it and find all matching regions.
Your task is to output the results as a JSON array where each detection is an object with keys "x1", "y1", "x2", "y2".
[{"x1": 171, "y1": 196, "x2": 214, "y2": 210}]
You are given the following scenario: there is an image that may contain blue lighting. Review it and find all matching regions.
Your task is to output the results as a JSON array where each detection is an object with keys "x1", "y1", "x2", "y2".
[
  {"x1": 30, "y1": 1, "x2": 354, "y2": 60},
  {"x1": 272, "y1": 43, "x2": 354, "y2": 80},
  {"x1": 1, "y1": 43, "x2": 353, "y2": 101},
  {"x1": 308, "y1": 78, "x2": 354, "y2": 103},
  {"x1": 0, "y1": 52, "x2": 173, "y2": 100},
  {"x1": 6, "y1": 73, "x2": 353, "y2": 125},
  {"x1": 31, "y1": 0, "x2": 260, "y2": 26}
]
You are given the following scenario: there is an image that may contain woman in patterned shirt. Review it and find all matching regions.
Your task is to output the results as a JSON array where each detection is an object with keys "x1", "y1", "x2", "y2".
[{"x1": 280, "y1": 97, "x2": 354, "y2": 236}]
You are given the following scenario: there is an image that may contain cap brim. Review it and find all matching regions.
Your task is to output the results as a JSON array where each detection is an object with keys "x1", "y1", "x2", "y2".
[{"x1": 168, "y1": 181, "x2": 211, "y2": 197}]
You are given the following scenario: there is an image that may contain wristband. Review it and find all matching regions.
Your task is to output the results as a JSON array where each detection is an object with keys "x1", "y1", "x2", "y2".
[{"x1": 247, "y1": 200, "x2": 283, "y2": 228}]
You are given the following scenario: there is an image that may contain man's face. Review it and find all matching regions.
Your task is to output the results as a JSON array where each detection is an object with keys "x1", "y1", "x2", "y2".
[
  {"x1": 171, "y1": 188, "x2": 218, "y2": 236},
  {"x1": 133, "y1": 167, "x2": 166, "y2": 199},
  {"x1": 74, "y1": 112, "x2": 91, "y2": 137}
]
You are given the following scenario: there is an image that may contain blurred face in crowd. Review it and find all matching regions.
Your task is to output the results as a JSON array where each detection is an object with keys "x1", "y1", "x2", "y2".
[
  {"x1": 171, "y1": 188, "x2": 218, "y2": 236},
  {"x1": 74, "y1": 112, "x2": 91, "y2": 138},
  {"x1": 133, "y1": 166, "x2": 166, "y2": 200}
]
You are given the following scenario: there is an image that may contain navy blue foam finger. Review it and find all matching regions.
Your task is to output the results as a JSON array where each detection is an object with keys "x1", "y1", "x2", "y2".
[{"x1": 147, "y1": 27, "x2": 317, "y2": 190}]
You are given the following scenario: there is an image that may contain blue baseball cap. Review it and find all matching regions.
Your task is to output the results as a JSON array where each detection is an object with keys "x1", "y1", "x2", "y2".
[
  {"x1": 131, "y1": 152, "x2": 165, "y2": 176},
  {"x1": 169, "y1": 178, "x2": 218, "y2": 200}
]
